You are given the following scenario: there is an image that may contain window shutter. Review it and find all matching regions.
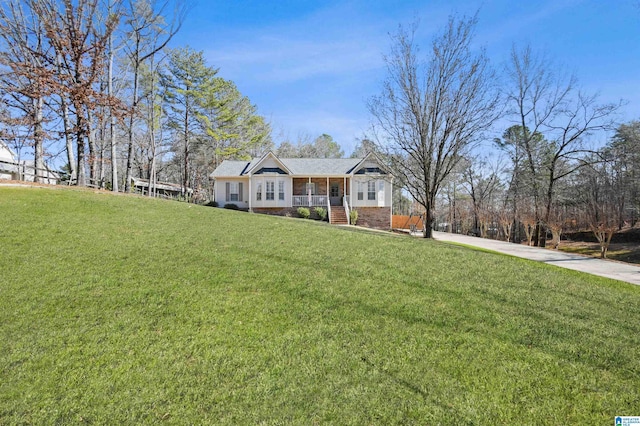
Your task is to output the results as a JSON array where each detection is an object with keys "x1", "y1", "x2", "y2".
[
  {"x1": 225, "y1": 182, "x2": 230, "y2": 201},
  {"x1": 239, "y1": 183, "x2": 243, "y2": 201}
]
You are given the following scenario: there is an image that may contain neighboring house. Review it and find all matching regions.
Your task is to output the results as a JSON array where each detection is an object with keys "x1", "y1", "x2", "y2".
[
  {"x1": 0, "y1": 141, "x2": 59, "y2": 184},
  {"x1": 0, "y1": 141, "x2": 16, "y2": 180},
  {"x1": 210, "y1": 151, "x2": 393, "y2": 229}
]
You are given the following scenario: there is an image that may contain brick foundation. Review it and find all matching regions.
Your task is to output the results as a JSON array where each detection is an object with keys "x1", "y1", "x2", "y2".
[
  {"x1": 252, "y1": 206, "x2": 391, "y2": 229},
  {"x1": 252, "y1": 207, "x2": 326, "y2": 220},
  {"x1": 353, "y1": 207, "x2": 392, "y2": 230},
  {"x1": 252, "y1": 207, "x2": 299, "y2": 217}
]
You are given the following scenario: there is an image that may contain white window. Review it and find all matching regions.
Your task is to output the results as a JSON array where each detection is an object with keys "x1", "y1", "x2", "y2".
[
  {"x1": 226, "y1": 182, "x2": 243, "y2": 202},
  {"x1": 266, "y1": 181, "x2": 275, "y2": 200},
  {"x1": 278, "y1": 181, "x2": 285, "y2": 200},
  {"x1": 357, "y1": 182, "x2": 363, "y2": 200},
  {"x1": 256, "y1": 183, "x2": 262, "y2": 201},
  {"x1": 368, "y1": 181, "x2": 376, "y2": 200}
]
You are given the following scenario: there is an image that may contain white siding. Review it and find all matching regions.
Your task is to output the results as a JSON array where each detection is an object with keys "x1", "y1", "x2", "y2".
[
  {"x1": 351, "y1": 176, "x2": 392, "y2": 208},
  {"x1": 214, "y1": 178, "x2": 250, "y2": 208},
  {"x1": 251, "y1": 176, "x2": 292, "y2": 208}
]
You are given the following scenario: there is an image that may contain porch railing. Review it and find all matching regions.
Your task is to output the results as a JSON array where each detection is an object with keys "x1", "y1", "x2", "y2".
[
  {"x1": 343, "y1": 196, "x2": 351, "y2": 225},
  {"x1": 292, "y1": 195, "x2": 328, "y2": 207}
]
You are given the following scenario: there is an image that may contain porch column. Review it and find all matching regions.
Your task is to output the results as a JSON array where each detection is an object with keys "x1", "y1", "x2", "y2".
[
  {"x1": 248, "y1": 177, "x2": 252, "y2": 212},
  {"x1": 308, "y1": 177, "x2": 312, "y2": 207},
  {"x1": 326, "y1": 177, "x2": 329, "y2": 200},
  {"x1": 349, "y1": 177, "x2": 353, "y2": 208},
  {"x1": 343, "y1": 176, "x2": 346, "y2": 204}
]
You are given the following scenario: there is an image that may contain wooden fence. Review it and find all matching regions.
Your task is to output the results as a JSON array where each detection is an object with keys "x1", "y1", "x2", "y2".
[{"x1": 392, "y1": 215, "x2": 424, "y2": 230}]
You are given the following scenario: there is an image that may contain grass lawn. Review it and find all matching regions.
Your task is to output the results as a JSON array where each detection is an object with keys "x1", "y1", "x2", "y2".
[{"x1": 1, "y1": 187, "x2": 639, "y2": 424}]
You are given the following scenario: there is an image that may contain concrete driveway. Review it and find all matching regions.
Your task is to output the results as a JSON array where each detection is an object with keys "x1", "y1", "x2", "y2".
[{"x1": 432, "y1": 231, "x2": 640, "y2": 286}]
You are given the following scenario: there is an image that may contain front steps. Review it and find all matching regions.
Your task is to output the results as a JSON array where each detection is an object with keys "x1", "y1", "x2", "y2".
[{"x1": 330, "y1": 206, "x2": 349, "y2": 225}]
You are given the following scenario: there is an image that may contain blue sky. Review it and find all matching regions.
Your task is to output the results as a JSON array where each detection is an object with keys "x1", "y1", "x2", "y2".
[{"x1": 170, "y1": 0, "x2": 640, "y2": 156}]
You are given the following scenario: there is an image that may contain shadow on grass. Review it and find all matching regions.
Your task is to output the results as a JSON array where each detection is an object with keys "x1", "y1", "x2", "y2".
[{"x1": 360, "y1": 355, "x2": 429, "y2": 399}]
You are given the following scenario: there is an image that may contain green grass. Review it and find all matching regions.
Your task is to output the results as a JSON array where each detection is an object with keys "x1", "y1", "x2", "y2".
[{"x1": 1, "y1": 187, "x2": 639, "y2": 424}]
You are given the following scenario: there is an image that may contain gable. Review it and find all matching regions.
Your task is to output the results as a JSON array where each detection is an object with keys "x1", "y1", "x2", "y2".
[
  {"x1": 354, "y1": 161, "x2": 387, "y2": 175},
  {"x1": 246, "y1": 152, "x2": 291, "y2": 175},
  {"x1": 252, "y1": 157, "x2": 289, "y2": 174},
  {"x1": 351, "y1": 157, "x2": 390, "y2": 176}
]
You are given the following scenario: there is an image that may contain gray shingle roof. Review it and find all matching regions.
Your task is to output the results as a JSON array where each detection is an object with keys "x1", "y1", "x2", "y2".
[
  {"x1": 210, "y1": 160, "x2": 252, "y2": 177},
  {"x1": 283, "y1": 158, "x2": 362, "y2": 175},
  {"x1": 211, "y1": 157, "x2": 365, "y2": 177}
]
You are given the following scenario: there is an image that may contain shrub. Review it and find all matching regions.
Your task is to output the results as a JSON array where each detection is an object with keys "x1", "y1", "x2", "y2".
[
  {"x1": 297, "y1": 207, "x2": 310, "y2": 219},
  {"x1": 350, "y1": 209, "x2": 358, "y2": 225},
  {"x1": 204, "y1": 201, "x2": 218, "y2": 207},
  {"x1": 224, "y1": 203, "x2": 239, "y2": 210},
  {"x1": 314, "y1": 207, "x2": 327, "y2": 221}
]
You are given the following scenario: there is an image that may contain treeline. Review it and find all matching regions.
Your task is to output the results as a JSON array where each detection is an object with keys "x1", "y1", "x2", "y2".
[
  {"x1": 367, "y1": 14, "x2": 634, "y2": 254},
  {"x1": 0, "y1": 0, "x2": 272, "y2": 199},
  {"x1": 432, "y1": 120, "x2": 640, "y2": 258}
]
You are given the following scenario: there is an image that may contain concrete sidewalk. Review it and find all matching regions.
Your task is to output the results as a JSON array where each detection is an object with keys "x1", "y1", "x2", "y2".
[{"x1": 431, "y1": 231, "x2": 640, "y2": 286}]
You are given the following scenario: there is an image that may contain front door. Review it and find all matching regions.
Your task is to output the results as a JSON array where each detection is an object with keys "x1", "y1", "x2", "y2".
[{"x1": 330, "y1": 183, "x2": 340, "y2": 206}]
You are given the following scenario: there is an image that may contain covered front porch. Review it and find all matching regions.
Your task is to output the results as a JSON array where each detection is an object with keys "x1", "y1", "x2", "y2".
[{"x1": 291, "y1": 177, "x2": 351, "y2": 207}]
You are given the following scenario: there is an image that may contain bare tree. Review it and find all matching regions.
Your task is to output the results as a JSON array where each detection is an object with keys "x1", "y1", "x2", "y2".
[
  {"x1": 504, "y1": 45, "x2": 621, "y2": 246},
  {"x1": 106, "y1": 0, "x2": 124, "y2": 191},
  {"x1": 0, "y1": 0, "x2": 51, "y2": 183},
  {"x1": 369, "y1": 15, "x2": 500, "y2": 238},
  {"x1": 605, "y1": 121, "x2": 640, "y2": 227},
  {"x1": 32, "y1": 0, "x2": 120, "y2": 186},
  {"x1": 579, "y1": 159, "x2": 623, "y2": 259},
  {"x1": 461, "y1": 156, "x2": 502, "y2": 236},
  {"x1": 497, "y1": 207, "x2": 513, "y2": 242},
  {"x1": 519, "y1": 206, "x2": 537, "y2": 246},
  {"x1": 546, "y1": 206, "x2": 565, "y2": 249},
  {"x1": 123, "y1": 0, "x2": 186, "y2": 193}
]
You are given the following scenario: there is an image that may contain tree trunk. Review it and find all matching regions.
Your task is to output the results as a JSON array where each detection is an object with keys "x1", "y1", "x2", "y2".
[
  {"x1": 182, "y1": 99, "x2": 190, "y2": 198},
  {"x1": 61, "y1": 99, "x2": 77, "y2": 182},
  {"x1": 87, "y1": 107, "x2": 98, "y2": 185},
  {"x1": 76, "y1": 112, "x2": 86, "y2": 187},
  {"x1": 538, "y1": 225, "x2": 547, "y2": 247},
  {"x1": 600, "y1": 246, "x2": 607, "y2": 259},
  {"x1": 33, "y1": 96, "x2": 45, "y2": 183},
  {"x1": 422, "y1": 206, "x2": 434, "y2": 238},
  {"x1": 148, "y1": 57, "x2": 158, "y2": 198},
  {"x1": 124, "y1": 44, "x2": 141, "y2": 193},
  {"x1": 108, "y1": 30, "x2": 118, "y2": 192}
]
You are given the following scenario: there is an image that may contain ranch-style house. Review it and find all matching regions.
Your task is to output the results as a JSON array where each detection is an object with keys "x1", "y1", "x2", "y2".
[{"x1": 210, "y1": 151, "x2": 393, "y2": 229}]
